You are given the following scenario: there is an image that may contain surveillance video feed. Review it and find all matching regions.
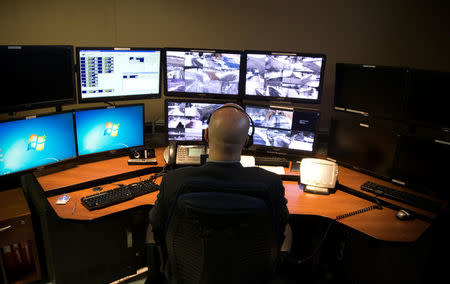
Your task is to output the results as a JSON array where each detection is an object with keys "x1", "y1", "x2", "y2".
[
  {"x1": 166, "y1": 51, "x2": 241, "y2": 95},
  {"x1": 245, "y1": 54, "x2": 324, "y2": 101},
  {"x1": 167, "y1": 101, "x2": 222, "y2": 141},
  {"x1": 246, "y1": 105, "x2": 318, "y2": 152}
]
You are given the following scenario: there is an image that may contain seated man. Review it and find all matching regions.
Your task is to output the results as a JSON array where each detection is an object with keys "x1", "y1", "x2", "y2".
[{"x1": 147, "y1": 103, "x2": 289, "y2": 282}]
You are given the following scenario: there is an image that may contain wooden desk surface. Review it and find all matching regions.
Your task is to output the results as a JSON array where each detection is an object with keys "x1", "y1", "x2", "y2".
[
  {"x1": 40, "y1": 147, "x2": 447, "y2": 243},
  {"x1": 36, "y1": 148, "x2": 166, "y2": 193}
]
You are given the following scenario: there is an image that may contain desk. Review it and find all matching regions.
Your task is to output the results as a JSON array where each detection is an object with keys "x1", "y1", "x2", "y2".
[
  {"x1": 35, "y1": 147, "x2": 446, "y2": 243},
  {"x1": 0, "y1": 188, "x2": 41, "y2": 284}
]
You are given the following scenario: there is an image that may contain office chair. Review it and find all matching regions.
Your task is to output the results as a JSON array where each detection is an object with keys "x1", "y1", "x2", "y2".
[{"x1": 164, "y1": 181, "x2": 279, "y2": 284}]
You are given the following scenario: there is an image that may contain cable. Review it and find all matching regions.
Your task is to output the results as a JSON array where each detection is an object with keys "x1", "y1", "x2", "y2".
[
  {"x1": 289, "y1": 203, "x2": 383, "y2": 265},
  {"x1": 290, "y1": 218, "x2": 335, "y2": 265}
]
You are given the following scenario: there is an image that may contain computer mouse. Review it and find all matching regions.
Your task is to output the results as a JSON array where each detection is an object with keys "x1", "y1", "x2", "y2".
[{"x1": 396, "y1": 209, "x2": 413, "y2": 221}]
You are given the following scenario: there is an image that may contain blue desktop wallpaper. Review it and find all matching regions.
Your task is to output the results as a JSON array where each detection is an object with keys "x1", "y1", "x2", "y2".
[
  {"x1": 0, "y1": 113, "x2": 77, "y2": 176},
  {"x1": 75, "y1": 105, "x2": 144, "y2": 156}
]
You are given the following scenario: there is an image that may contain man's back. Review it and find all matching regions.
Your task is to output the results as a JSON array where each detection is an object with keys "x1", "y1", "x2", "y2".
[{"x1": 150, "y1": 161, "x2": 289, "y2": 247}]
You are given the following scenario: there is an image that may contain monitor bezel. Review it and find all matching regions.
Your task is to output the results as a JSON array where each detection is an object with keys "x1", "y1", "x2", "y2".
[
  {"x1": 243, "y1": 103, "x2": 321, "y2": 158},
  {"x1": 73, "y1": 103, "x2": 145, "y2": 157},
  {"x1": 242, "y1": 50, "x2": 326, "y2": 105},
  {"x1": 164, "y1": 98, "x2": 240, "y2": 145},
  {"x1": 403, "y1": 68, "x2": 450, "y2": 130},
  {"x1": 76, "y1": 47, "x2": 162, "y2": 103},
  {"x1": 163, "y1": 47, "x2": 245, "y2": 99},
  {"x1": 326, "y1": 116, "x2": 398, "y2": 181},
  {"x1": 0, "y1": 111, "x2": 78, "y2": 177},
  {"x1": 0, "y1": 45, "x2": 77, "y2": 113},
  {"x1": 333, "y1": 62, "x2": 408, "y2": 119}
]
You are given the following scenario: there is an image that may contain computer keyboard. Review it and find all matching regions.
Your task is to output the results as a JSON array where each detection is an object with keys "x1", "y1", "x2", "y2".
[
  {"x1": 254, "y1": 156, "x2": 290, "y2": 168},
  {"x1": 360, "y1": 181, "x2": 441, "y2": 213},
  {"x1": 81, "y1": 179, "x2": 160, "y2": 211}
]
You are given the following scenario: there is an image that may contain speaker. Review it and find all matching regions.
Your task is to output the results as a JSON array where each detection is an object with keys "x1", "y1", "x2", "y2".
[{"x1": 129, "y1": 147, "x2": 156, "y2": 159}]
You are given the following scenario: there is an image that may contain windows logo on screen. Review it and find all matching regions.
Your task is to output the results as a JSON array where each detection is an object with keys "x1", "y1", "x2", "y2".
[
  {"x1": 104, "y1": 122, "x2": 119, "y2": 137},
  {"x1": 27, "y1": 134, "x2": 46, "y2": 151}
]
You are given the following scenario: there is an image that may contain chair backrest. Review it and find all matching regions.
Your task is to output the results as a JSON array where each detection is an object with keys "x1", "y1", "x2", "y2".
[{"x1": 165, "y1": 181, "x2": 279, "y2": 284}]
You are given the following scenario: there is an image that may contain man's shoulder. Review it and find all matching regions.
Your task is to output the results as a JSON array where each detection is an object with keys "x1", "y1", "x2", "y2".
[
  {"x1": 164, "y1": 165, "x2": 202, "y2": 178},
  {"x1": 241, "y1": 166, "x2": 283, "y2": 182}
]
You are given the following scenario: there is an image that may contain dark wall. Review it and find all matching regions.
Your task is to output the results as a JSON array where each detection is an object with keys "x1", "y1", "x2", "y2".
[{"x1": 1, "y1": 0, "x2": 449, "y2": 130}]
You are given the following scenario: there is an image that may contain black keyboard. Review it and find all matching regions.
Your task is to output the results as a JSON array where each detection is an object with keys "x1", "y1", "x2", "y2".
[
  {"x1": 360, "y1": 181, "x2": 441, "y2": 213},
  {"x1": 254, "y1": 156, "x2": 290, "y2": 167},
  {"x1": 81, "y1": 180, "x2": 160, "y2": 210}
]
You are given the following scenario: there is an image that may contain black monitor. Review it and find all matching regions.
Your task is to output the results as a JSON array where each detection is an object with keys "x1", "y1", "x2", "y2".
[
  {"x1": 76, "y1": 47, "x2": 161, "y2": 103},
  {"x1": 392, "y1": 134, "x2": 449, "y2": 198},
  {"x1": 163, "y1": 48, "x2": 243, "y2": 98},
  {"x1": 243, "y1": 50, "x2": 326, "y2": 104},
  {"x1": 405, "y1": 69, "x2": 450, "y2": 129},
  {"x1": 0, "y1": 45, "x2": 76, "y2": 113},
  {"x1": 334, "y1": 63, "x2": 407, "y2": 119},
  {"x1": 327, "y1": 116, "x2": 398, "y2": 179},
  {"x1": 74, "y1": 104, "x2": 144, "y2": 156},
  {"x1": 0, "y1": 112, "x2": 77, "y2": 176},
  {"x1": 165, "y1": 99, "x2": 229, "y2": 143},
  {"x1": 244, "y1": 104, "x2": 320, "y2": 156}
]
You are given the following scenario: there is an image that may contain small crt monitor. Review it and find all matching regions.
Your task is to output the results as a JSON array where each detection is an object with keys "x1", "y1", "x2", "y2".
[
  {"x1": 77, "y1": 47, "x2": 161, "y2": 102},
  {"x1": 0, "y1": 113, "x2": 77, "y2": 176},
  {"x1": 164, "y1": 48, "x2": 243, "y2": 98},
  {"x1": 300, "y1": 158, "x2": 339, "y2": 194},
  {"x1": 165, "y1": 99, "x2": 225, "y2": 142},
  {"x1": 244, "y1": 50, "x2": 326, "y2": 104},
  {"x1": 245, "y1": 104, "x2": 320, "y2": 154},
  {"x1": 74, "y1": 104, "x2": 144, "y2": 156}
]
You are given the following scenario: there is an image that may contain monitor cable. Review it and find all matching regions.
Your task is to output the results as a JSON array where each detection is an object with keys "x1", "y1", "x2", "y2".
[{"x1": 286, "y1": 200, "x2": 383, "y2": 265}]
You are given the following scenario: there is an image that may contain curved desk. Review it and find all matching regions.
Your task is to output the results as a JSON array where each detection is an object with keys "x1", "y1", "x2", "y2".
[{"x1": 36, "y1": 147, "x2": 446, "y2": 243}]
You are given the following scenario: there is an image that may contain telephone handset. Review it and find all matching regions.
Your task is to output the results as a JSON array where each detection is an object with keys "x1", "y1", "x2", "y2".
[{"x1": 164, "y1": 141, "x2": 207, "y2": 166}]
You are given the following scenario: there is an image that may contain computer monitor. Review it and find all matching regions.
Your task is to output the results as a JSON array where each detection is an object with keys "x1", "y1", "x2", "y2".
[
  {"x1": 0, "y1": 112, "x2": 77, "y2": 176},
  {"x1": 74, "y1": 104, "x2": 144, "y2": 156},
  {"x1": 0, "y1": 45, "x2": 76, "y2": 113},
  {"x1": 334, "y1": 63, "x2": 407, "y2": 119},
  {"x1": 244, "y1": 104, "x2": 320, "y2": 155},
  {"x1": 405, "y1": 68, "x2": 450, "y2": 129},
  {"x1": 392, "y1": 134, "x2": 449, "y2": 198},
  {"x1": 244, "y1": 50, "x2": 326, "y2": 104},
  {"x1": 165, "y1": 99, "x2": 227, "y2": 142},
  {"x1": 327, "y1": 116, "x2": 398, "y2": 179},
  {"x1": 76, "y1": 47, "x2": 161, "y2": 102},
  {"x1": 164, "y1": 48, "x2": 243, "y2": 98}
]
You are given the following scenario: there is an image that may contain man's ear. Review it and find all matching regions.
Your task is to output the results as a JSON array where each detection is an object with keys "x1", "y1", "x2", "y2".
[{"x1": 204, "y1": 128, "x2": 209, "y2": 143}]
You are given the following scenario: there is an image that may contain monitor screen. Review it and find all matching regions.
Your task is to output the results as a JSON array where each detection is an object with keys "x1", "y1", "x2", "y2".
[
  {"x1": 0, "y1": 45, "x2": 76, "y2": 113},
  {"x1": 245, "y1": 105, "x2": 320, "y2": 153},
  {"x1": 334, "y1": 63, "x2": 406, "y2": 119},
  {"x1": 392, "y1": 135, "x2": 449, "y2": 197},
  {"x1": 164, "y1": 48, "x2": 242, "y2": 97},
  {"x1": 77, "y1": 48, "x2": 161, "y2": 102},
  {"x1": 74, "y1": 105, "x2": 144, "y2": 156},
  {"x1": 327, "y1": 117, "x2": 398, "y2": 179},
  {"x1": 0, "y1": 113, "x2": 77, "y2": 176},
  {"x1": 166, "y1": 99, "x2": 224, "y2": 142},
  {"x1": 244, "y1": 51, "x2": 326, "y2": 104},
  {"x1": 405, "y1": 69, "x2": 450, "y2": 129}
]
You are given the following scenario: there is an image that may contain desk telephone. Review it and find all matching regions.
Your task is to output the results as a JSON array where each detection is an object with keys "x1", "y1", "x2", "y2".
[{"x1": 164, "y1": 141, "x2": 208, "y2": 166}]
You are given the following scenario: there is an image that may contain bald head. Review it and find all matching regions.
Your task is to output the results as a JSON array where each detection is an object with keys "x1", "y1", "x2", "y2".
[{"x1": 205, "y1": 103, "x2": 250, "y2": 161}]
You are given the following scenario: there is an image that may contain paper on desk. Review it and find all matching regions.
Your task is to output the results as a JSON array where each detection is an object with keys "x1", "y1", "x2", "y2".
[
  {"x1": 240, "y1": 155, "x2": 255, "y2": 167},
  {"x1": 257, "y1": 165, "x2": 286, "y2": 175}
]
